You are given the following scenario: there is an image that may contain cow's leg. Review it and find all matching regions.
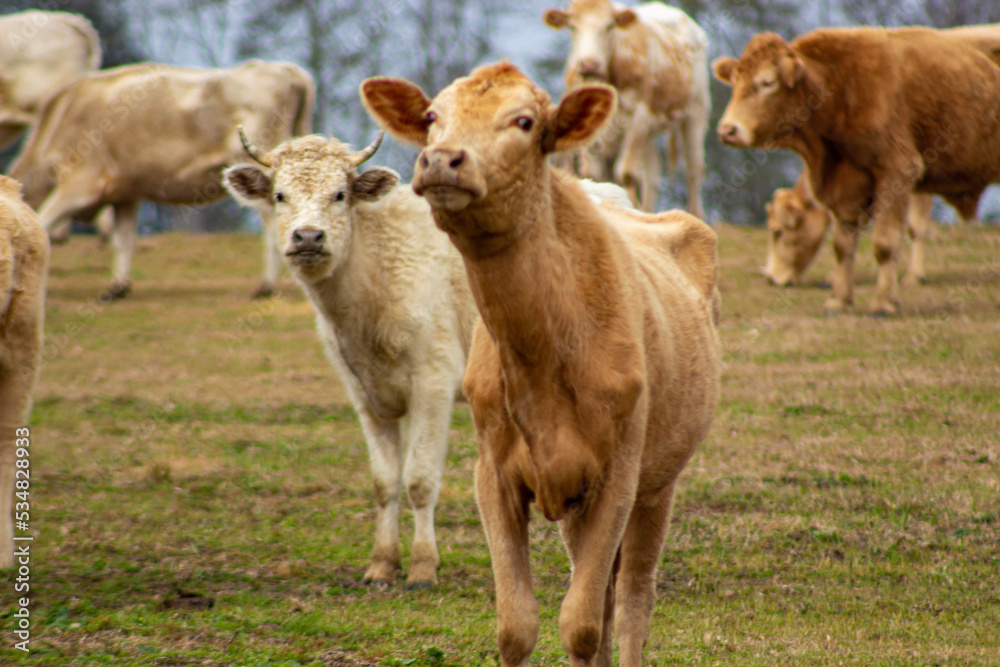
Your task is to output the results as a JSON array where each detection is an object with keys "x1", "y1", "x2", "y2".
[
  {"x1": 902, "y1": 193, "x2": 933, "y2": 287},
  {"x1": 870, "y1": 191, "x2": 909, "y2": 315},
  {"x1": 477, "y1": 446, "x2": 537, "y2": 667},
  {"x1": 102, "y1": 202, "x2": 139, "y2": 301},
  {"x1": 681, "y1": 110, "x2": 708, "y2": 221},
  {"x1": 639, "y1": 140, "x2": 661, "y2": 213},
  {"x1": 401, "y1": 374, "x2": 454, "y2": 589},
  {"x1": 357, "y1": 405, "x2": 404, "y2": 586},
  {"x1": 34, "y1": 186, "x2": 100, "y2": 238},
  {"x1": 559, "y1": 493, "x2": 634, "y2": 667},
  {"x1": 824, "y1": 216, "x2": 860, "y2": 314},
  {"x1": 253, "y1": 208, "x2": 281, "y2": 299},
  {"x1": 615, "y1": 105, "x2": 657, "y2": 211},
  {"x1": 614, "y1": 484, "x2": 677, "y2": 667}
]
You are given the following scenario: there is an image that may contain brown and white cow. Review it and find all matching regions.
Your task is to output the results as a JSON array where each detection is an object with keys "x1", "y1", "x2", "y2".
[
  {"x1": 362, "y1": 62, "x2": 720, "y2": 667},
  {"x1": 544, "y1": 0, "x2": 710, "y2": 216},
  {"x1": 765, "y1": 173, "x2": 935, "y2": 288},
  {"x1": 0, "y1": 10, "x2": 101, "y2": 151},
  {"x1": 714, "y1": 26, "x2": 1000, "y2": 314},
  {"x1": 9, "y1": 61, "x2": 315, "y2": 300},
  {"x1": 0, "y1": 175, "x2": 49, "y2": 569}
]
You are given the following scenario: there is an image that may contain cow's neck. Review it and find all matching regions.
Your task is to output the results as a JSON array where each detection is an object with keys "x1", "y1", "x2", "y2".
[{"x1": 436, "y1": 170, "x2": 599, "y2": 375}]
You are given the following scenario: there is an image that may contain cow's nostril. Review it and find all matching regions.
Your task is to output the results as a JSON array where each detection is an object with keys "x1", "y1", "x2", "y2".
[
  {"x1": 449, "y1": 151, "x2": 465, "y2": 169},
  {"x1": 419, "y1": 153, "x2": 429, "y2": 168},
  {"x1": 293, "y1": 228, "x2": 324, "y2": 245}
]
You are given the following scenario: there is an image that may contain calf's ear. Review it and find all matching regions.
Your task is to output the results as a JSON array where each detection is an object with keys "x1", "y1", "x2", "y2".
[
  {"x1": 779, "y1": 54, "x2": 804, "y2": 88},
  {"x1": 224, "y1": 164, "x2": 272, "y2": 204},
  {"x1": 712, "y1": 57, "x2": 737, "y2": 85},
  {"x1": 361, "y1": 78, "x2": 433, "y2": 148},
  {"x1": 544, "y1": 8, "x2": 569, "y2": 28},
  {"x1": 614, "y1": 8, "x2": 637, "y2": 28},
  {"x1": 546, "y1": 84, "x2": 617, "y2": 154},
  {"x1": 353, "y1": 167, "x2": 400, "y2": 202}
]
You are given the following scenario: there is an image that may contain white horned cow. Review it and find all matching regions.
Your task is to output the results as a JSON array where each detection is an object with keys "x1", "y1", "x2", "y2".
[
  {"x1": 0, "y1": 10, "x2": 101, "y2": 151},
  {"x1": 363, "y1": 62, "x2": 721, "y2": 667},
  {"x1": 0, "y1": 175, "x2": 50, "y2": 569},
  {"x1": 544, "y1": 0, "x2": 710, "y2": 217},
  {"x1": 9, "y1": 61, "x2": 315, "y2": 300},
  {"x1": 223, "y1": 130, "x2": 477, "y2": 588}
]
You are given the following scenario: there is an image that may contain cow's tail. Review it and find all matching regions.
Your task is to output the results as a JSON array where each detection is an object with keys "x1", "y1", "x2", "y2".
[
  {"x1": 59, "y1": 12, "x2": 103, "y2": 71},
  {"x1": 290, "y1": 64, "x2": 316, "y2": 136}
]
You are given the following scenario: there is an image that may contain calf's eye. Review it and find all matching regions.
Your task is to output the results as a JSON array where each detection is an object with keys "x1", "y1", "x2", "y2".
[
  {"x1": 274, "y1": 192, "x2": 285, "y2": 203},
  {"x1": 425, "y1": 111, "x2": 437, "y2": 123},
  {"x1": 515, "y1": 116, "x2": 534, "y2": 131},
  {"x1": 334, "y1": 191, "x2": 346, "y2": 202}
]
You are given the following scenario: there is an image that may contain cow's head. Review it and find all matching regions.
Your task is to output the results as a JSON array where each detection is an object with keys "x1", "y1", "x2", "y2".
[
  {"x1": 764, "y1": 183, "x2": 832, "y2": 286},
  {"x1": 713, "y1": 32, "x2": 808, "y2": 148},
  {"x1": 223, "y1": 129, "x2": 397, "y2": 281},
  {"x1": 543, "y1": 0, "x2": 637, "y2": 84},
  {"x1": 361, "y1": 62, "x2": 615, "y2": 231}
]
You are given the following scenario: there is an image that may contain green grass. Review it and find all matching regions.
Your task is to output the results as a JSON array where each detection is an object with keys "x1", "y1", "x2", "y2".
[{"x1": 2, "y1": 223, "x2": 999, "y2": 665}]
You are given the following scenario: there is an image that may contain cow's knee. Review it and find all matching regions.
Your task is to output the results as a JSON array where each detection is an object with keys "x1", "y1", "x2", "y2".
[{"x1": 406, "y1": 477, "x2": 436, "y2": 509}]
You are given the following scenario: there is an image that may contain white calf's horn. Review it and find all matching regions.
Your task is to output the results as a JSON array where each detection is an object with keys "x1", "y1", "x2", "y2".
[
  {"x1": 352, "y1": 131, "x2": 384, "y2": 167},
  {"x1": 238, "y1": 125, "x2": 275, "y2": 167}
]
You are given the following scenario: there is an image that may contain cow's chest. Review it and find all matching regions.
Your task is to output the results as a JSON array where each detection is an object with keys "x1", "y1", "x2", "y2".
[{"x1": 332, "y1": 322, "x2": 411, "y2": 421}]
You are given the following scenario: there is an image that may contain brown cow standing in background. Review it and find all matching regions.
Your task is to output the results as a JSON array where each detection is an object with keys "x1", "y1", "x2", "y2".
[{"x1": 714, "y1": 26, "x2": 1000, "y2": 315}]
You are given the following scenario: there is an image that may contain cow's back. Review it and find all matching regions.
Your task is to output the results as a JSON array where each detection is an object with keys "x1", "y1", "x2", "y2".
[
  {"x1": 603, "y1": 206, "x2": 720, "y2": 486},
  {"x1": 14, "y1": 63, "x2": 313, "y2": 204},
  {"x1": 0, "y1": 11, "x2": 101, "y2": 119}
]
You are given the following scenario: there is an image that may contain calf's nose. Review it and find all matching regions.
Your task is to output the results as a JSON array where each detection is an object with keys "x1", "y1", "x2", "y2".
[
  {"x1": 718, "y1": 122, "x2": 738, "y2": 142},
  {"x1": 578, "y1": 58, "x2": 601, "y2": 75},
  {"x1": 419, "y1": 147, "x2": 466, "y2": 173},
  {"x1": 292, "y1": 227, "x2": 324, "y2": 248}
]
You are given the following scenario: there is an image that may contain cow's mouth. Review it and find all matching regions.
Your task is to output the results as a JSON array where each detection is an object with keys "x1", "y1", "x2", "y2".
[
  {"x1": 286, "y1": 249, "x2": 329, "y2": 264},
  {"x1": 415, "y1": 184, "x2": 482, "y2": 212}
]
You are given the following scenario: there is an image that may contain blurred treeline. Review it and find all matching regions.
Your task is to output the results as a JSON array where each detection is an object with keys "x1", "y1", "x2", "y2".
[{"x1": 1, "y1": 0, "x2": 998, "y2": 230}]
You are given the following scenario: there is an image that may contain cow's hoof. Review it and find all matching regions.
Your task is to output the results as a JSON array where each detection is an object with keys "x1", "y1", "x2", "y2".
[
  {"x1": 901, "y1": 274, "x2": 925, "y2": 288},
  {"x1": 404, "y1": 580, "x2": 434, "y2": 591},
  {"x1": 251, "y1": 284, "x2": 275, "y2": 300},
  {"x1": 362, "y1": 560, "x2": 398, "y2": 587},
  {"x1": 815, "y1": 280, "x2": 832, "y2": 290},
  {"x1": 822, "y1": 297, "x2": 850, "y2": 316},
  {"x1": 868, "y1": 299, "x2": 900, "y2": 317},
  {"x1": 99, "y1": 281, "x2": 132, "y2": 302}
]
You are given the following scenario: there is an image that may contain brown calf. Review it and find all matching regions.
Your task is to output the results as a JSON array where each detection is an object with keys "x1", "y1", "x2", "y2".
[{"x1": 362, "y1": 62, "x2": 720, "y2": 667}]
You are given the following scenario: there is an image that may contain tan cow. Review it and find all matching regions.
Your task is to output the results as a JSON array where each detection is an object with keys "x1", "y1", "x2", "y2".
[
  {"x1": 0, "y1": 10, "x2": 101, "y2": 151},
  {"x1": 544, "y1": 0, "x2": 710, "y2": 216},
  {"x1": 765, "y1": 173, "x2": 935, "y2": 288},
  {"x1": 0, "y1": 175, "x2": 49, "y2": 569},
  {"x1": 362, "y1": 62, "x2": 720, "y2": 667},
  {"x1": 9, "y1": 61, "x2": 315, "y2": 300},
  {"x1": 714, "y1": 26, "x2": 1000, "y2": 314},
  {"x1": 223, "y1": 131, "x2": 477, "y2": 588}
]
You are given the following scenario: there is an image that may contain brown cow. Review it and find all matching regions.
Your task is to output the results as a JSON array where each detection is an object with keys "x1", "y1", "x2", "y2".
[
  {"x1": 0, "y1": 175, "x2": 49, "y2": 569},
  {"x1": 714, "y1": 26, "x2": 1000, "y2": 314},
  {"x1": 544, "y1": 0, "x2": 710, "y2": 216},
  {"x1": 765, "y1": 173, "x2": 935, "y2": 288},
  {"x1": 362, "y1": 62, "x2": 720, "y2": 667},
  {"x1": 9, "y1": 61, "x2": 315, "y2": 300}
]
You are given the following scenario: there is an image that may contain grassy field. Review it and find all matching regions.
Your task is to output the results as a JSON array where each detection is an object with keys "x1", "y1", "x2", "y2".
[{"x1": 3, "y1": 220, "x2": 999, "y2": 666}]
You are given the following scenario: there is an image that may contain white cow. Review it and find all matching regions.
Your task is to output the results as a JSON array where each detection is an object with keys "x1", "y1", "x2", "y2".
[
  {"x1": 223, "y1": 130, "x2": 477, "y2": 588},
  {"x1": 545, "y1": 0, "x2": 710, "y2": 216},
  {"x1": 0, "y1": 10, "x2": 101, "y2": 150},
  {"x1": 10, "y1": 61, "x2": 315, "y2": 300}
]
